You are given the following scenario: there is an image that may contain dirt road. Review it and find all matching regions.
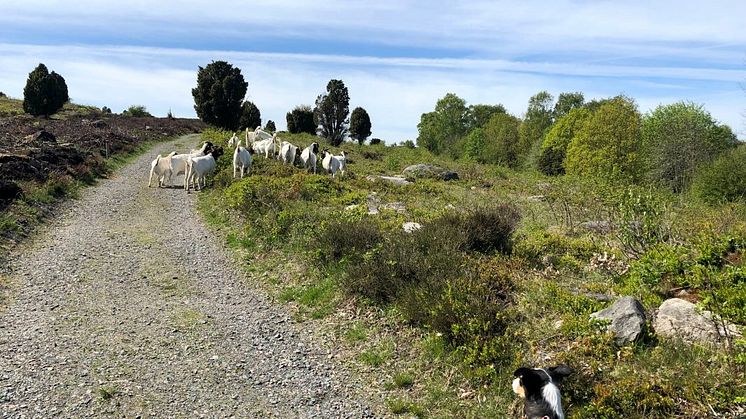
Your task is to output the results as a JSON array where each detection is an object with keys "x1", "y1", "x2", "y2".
[{"x1": 0, "y1": 134, "x2": 374, "y2": 418}]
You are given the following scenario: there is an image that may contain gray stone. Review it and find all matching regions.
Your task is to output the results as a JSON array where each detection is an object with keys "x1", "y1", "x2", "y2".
[
  {"x1": 402, "y1": 222, "x2": 422, "y2": 233},
  {"x1": 365, "y1": 175, "x2": 412, "y2": 186},
  {"x1": 579, "y1": 220, "x2": 614, "y2": 234},
  {"x1": 653, "y1": 298, "x2": 741, "y2": 345},
  {"x1": 590, "y1": 296, "x2": 646, "y2": 345},
  {"x1": 527, "y1": 195, "x2": 546, "y2": 202},
  {"x1": 402, "y1": 164, "x2": 459, "y2": 181}
]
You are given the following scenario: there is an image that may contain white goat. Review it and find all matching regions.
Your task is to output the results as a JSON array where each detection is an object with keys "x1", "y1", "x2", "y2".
[
  {"x1": 245, "y1": 128, "x2": 257, "y2": 148},
  {"x1": 300, "y1": 142, "x2": 319, "y2": 174},
  {"x1": 148, "y1": 151, "x2": 177, "y2": 187},
  {"x1": 227, "y1": 132, "x2": 239, "y2": 147},
  {"x1": 252, "y1": 133, "x2": 278, "y2": 159},
  {"x1": 279, "y1": 141, "x2": 299, "y2": 165},
  {"x1": 185, "y1": 148, "x2": 223, "y2": 192},
  {"x1": 335, "y1": 151, "x2": 348, "y2": 174},
  {"x1": 254, "y1": 127, "x2": 273, "y2": 141},
  {"x1": 233, "y1": 146, "x2": 252, "y2": 178},
  {"x1": 169, "y1": 142, "x2": 214, "y2": 184},
  {"x1": 321, "y1": 150, "x2": 342, "y2": 178}
]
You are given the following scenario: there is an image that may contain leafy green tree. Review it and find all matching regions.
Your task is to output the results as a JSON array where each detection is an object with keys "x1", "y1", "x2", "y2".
[
  {"x1": 691, "y1": 145, "x2": 746, "y2": 204},
  {"x1": 553, "y1": 92, "x2": 584, "y2": 120},
  {"x1": 22, "y1": 63, "x2": 69, "y2": 116},
  {"x1": 239, "y1": 101, "x2": 261, "y2": 131},
  {"x1": 483, "y1": 112, "x2": 521, "y2": 166},
  {"x1": 350, "y1": 107, "x2": 372, "y2": 144},
  {"x1": 641, "y1": 101, "x2": 738, "y2": 192},
  {"x1": 538, "y1": 107, "x2": 592, "y2": 175},
  {"x1": 314, "y1": 79, "x2": 350, "y2": 146},
  {"x1": 286, "y1": 105, "x2": 315, "y2": 134},
  {"x1": 192, "y1": 60, "x2": 247, "y2": 130},
  {"x1": 518, "y1": 91, "x2": 554, "y2": 159},
  {"x1": 416, "y1": 93, "x2": 468, "y2": 155},
  {"x1": 467, "y1": 104, "x2": 507, "y2": 131},
  {"x1": 265, "y1": 120, "x2": 276, "y2": 133},
  {"x1": 123, "y1": 105, "x2": 152, "y2": 117},
  {"x1": 565, "y1": 95, "x2": 642, "y2": 181},
  {"x1": 463, "y1": 128, "x2": 485, "y2": 161}
]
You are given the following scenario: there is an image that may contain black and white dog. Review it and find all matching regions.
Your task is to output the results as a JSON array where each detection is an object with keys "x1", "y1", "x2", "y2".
[{"x1": 512, "y1": 365, "x2": 573, "y2": 419}]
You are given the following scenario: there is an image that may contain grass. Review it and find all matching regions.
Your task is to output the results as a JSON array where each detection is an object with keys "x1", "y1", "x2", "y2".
[{"x1": 195, "y1": 128, "x2": 746, "y2": 418}]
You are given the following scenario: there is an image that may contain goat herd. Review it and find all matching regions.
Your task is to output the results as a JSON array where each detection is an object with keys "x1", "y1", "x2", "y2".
[{"x1": 148, "y1": 126, "x2": 349, "y2": 192}]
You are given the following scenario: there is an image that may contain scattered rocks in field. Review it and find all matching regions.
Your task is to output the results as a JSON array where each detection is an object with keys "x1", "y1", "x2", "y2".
[
  {"x1": 579, "y1": 220, "x2": 614, "y2": 234},
  {"x1": 365, "y1": 175, "x2": 412, "y2": 186},
  {"x1": 0, "y1": 153, "x2": 43, "y2": 181},
  {"x1": 653, "y1": 298, "x2": 742, "y2": 345},
  {"x1": 402, "y1": 222, "x2": 422, "y2": 233},
  {"x1": 590, "y1": 296, "x2": 646, "y2": 345},
  {"x1": 402, "y1": 164, "x2": 459, "y2": 181},
  {"x1": 365, "y1": 193, "x2": 406, "y2": 215}
]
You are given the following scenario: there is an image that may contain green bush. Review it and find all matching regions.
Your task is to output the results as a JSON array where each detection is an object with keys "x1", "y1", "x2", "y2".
[
  {"x1": 691, "y1": 145, "x2": 746, "y2": 204},
  {"x1": 123, "y1": 105, "x2": 152, "y2": 117},
  {"x1": 429, "y1": 205, "x2": 521, "y2": 254},
  {"x1": 514, "y1": 230, "x2": 600, "y2": 270},
  {"x1": 23, "y1": 63, "x2": 69, "y2": 117},
  {"x1": 316, "y1": 219, "x2": 383, "y2": 265}
]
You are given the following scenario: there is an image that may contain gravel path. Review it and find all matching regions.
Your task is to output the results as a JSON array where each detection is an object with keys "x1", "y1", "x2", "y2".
[{"x1": 0, "y1": 135, "x2": 375, "y2": 418}]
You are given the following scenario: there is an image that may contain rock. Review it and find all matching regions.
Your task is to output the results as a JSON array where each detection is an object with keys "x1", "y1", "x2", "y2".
[
  {"x1": 402, "y1": 164, "x2": 459, "y2": 181},
  {"x1": 366, "y1": 194, "x2": 379, "y2": 215},
  {"x1": 527, "y1": 195, "x2": 545, "y2": 202},
  {"x1": 653, "y1": 298, "x2": 741, "y2": 345},
  {"x1": 23, "y1": 130, "x2": 56, "y2": 145},
  {"x1": 579, "y1": 220, "x2": 614, "y2": 234},
  {"x1": 402, "y1": 222, "x2": 422, "y2": 233},
  {"x1": 590, "y1": 296, "x2": 646, "y2": 345},
  {"x1": 380, "y1": 202, "x2": 406, "y2": 213},
  {"x1": 365, "y1": 175, "x2": 412, "y2": 186},
  {"x1": 90, "y1": 120, "x2": 107, "y2": 129}
]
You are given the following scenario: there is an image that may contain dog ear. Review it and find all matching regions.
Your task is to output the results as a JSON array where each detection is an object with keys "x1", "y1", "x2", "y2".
[{"x1": 549, "y1": 364, "x2": 574, "y2": 383}]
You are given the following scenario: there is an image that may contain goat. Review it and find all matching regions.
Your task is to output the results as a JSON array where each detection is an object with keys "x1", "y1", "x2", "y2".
[
  {"x1": 227, "y1": 132, "x2": 239, "y2": 147},
  {"x1": 148, "y1": 151, "x2": 177, "y2": 187},
  {"x1": 279, "y1": 141, "x2": 299, "y2": 165},
  {"x1": 254, "y1": 126, "x2": 273, "y2": 141},
  {"x1": 169, "y1": 141, "x2": 215, "y2": 184},
  {"x1": 185, "y1": 147, "x2": 224, "y2": 192},
  {"x1": 245, "y1": 128, "x2": 257, "y2": 148},
  {"x1": 321, "y1": 150, "x2": 342, "y2": 178},
  {"x1": 233, "y1": 146, "x2": 253, "y2": 178},
  {"x1": 300, "y1": 142, "x2": 319, "y2": 174},
  {"x1": 335, "y1": 151, "x2": 348, "y2": 174},
  {"x1": 252, "y1": 133, "x2": 278, "y2": 159}
]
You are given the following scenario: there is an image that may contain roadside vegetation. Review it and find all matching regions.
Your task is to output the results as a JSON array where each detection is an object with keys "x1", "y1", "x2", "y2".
[{"x1": 197, "y1": 119, "x2": 745, "y2": 417}]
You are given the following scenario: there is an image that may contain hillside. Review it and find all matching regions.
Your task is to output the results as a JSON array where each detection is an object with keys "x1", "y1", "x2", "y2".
[{"x1": 197, "y1": 128, "x2": 746, "y2": 418}]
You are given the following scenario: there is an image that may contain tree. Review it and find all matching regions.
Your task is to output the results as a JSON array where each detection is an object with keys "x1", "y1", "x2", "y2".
[
  {"x1": 23, "y1": 63, "x2": 69, "y2": 116},
  {"x1": 565, "y1": 96, "x2": 642, "y2": 182},
  {"x1": 518, "y1": 91, "x2": 554, "y2": 160},
  {"x1": 691, "y1": 145, "x2": 746, "y2": 204},
  {"x1": 467, "y1": 104, "x2": 507, "y2": 131},
  {"x1": 483, "y1": 112, "x2": 521, "y2": 166},
  {"x1": 553, "y1": 92, "x2": 584, "y2": 120},
  {"x1": 416, "y1": 93, "x2": 468, "y2": 155},
  {"x1": 192, "y1": 60, "x2": 247, "y2": 130},
  {"x1": 314, "y1": 79, "x2": 350, "y2": 146},
  {"x1": 350, "y1": 107, "x2": 372, "y2": 144},
  {"x1": 265, "y1": 120, "x2": 276, "y2": 133},
  {"x1": 641, "y1": 101, "x2": 739, "y2": 192},
  {"x1": 286, "y1": 105, "x2": 316, "y2": 134},
  {"x1": 538, "y1": 107, "x2": 592, "y2": 175},
  {"x1": 239, "y1": 101, "x2": 261, "y2": 131},
  {"x1": 123, "y1": 105, "x2": 152, "y2": 117}
]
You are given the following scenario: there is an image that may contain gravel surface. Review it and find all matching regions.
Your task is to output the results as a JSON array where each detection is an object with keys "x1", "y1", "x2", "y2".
[{"x1": 0, "y1": 135, "x2": 375, "y2": 418}]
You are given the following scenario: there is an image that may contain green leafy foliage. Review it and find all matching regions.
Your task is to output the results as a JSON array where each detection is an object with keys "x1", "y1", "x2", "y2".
[
  {"x1": 553, "y1": 91, "x2": 585, "y2": 120},
  {"x1": 481, "y1": 112, "x2": 521, "y2": 167},
  {"x1": 518, "y1": 91, "x2": 553, "y2": 161},
  {"x1": 641, "y1": 101, "x2": 738, "y2": 192},
  {"x1": 416, "y1": 93, "x2": 468, "y2": 155},
  {"x1": 314, "y1": 79, "x2": 350, "y2": 146},
  {"x1": 286, "y1": 105, "x2": 315, "y2": 134},
  {"x1": 466, "y1": 104, "x2": 507, "y2": 131},
  {"x1": 239, "y1": 101, "x2": 261, "y2": 131},
  {"x1": 265, "y1": 120, "x2": 276, "y2": 133},
  {"x1": 350, "y1": 106, "x2": 372, "y2": 145},
  {"x1": 22, "y1": 63, "x2": 69, "y2": 116},
  {"x1": 192, "y1": 60, "x2": 248, "y2": 130},
  {"x1": 565, "y1": 95, "x2": 642, "y2": 182},
  {"x1": 539, "y1": 107, "x2": 592, "y2": 176},
  {"x1": 122, "y1": 105, "x2": 152, "y2": 117},
  {"x1": 691, "y1": 145, "x2": 746, "y2": 204}
]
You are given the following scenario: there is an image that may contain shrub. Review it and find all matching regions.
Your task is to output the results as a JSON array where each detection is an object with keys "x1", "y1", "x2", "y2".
[
  {"x1": 691, "y1": 145, "x2": 746, "y2": 204},
  {"x1": 265, "y1": 120, "x2": 276, "y2": 133},
  {"x1": 350, "y1": 107, "x2": 372, "y2": 144},
  {"x1": 101, "y1": 106, "x2": 112, "y2": 114},
  {"x1": 23, "y1": 63, "x2": 69, "y2": 116},
  {"x1": 286, "y1": 105, "x2": 314, "y2": 134},
  {"x1": 483, "y1": 112, "x2": 521, "y2": 167},
  {"x1": 431, "y1": 205, "x2": 521, "y2": 254},
  {"x1": 537, "y1": 147, "x2": 566, "y2": 176},
  {"x1": 123, "y1": 105, "x2": 152, "y2": 117},
  {"x1": 539, "y1": 107, "x2": 592, "y2": 176},
  {"x1": 370, "y1": 138, "x2": 382, "y2": 145},
  {"x1": 316, "y1": 219, "x2": 383, "y2": 265}
]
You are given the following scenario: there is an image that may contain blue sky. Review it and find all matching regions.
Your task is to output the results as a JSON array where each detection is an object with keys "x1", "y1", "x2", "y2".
[{"x1": 1, "y1": 0, "x2": 745, "y2": 142}]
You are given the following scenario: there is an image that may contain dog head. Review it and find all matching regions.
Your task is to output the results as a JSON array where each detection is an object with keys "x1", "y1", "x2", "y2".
[{"x1": 512, "y1": 365, "x2": 573, "y2": 419}]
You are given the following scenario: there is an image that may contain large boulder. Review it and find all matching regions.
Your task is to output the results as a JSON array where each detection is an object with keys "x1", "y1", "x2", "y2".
[
  {"x1": 653, "y1": 298, "x2": 741, "y2": 345},
  {"x1": 23, "y1": 129, "x2": 56, "y2": 146},
  {"x1": 590, "y1": 296, "x2": 647, "y2": 345},
  {"x1": 402, "y1": 164, "x2": 458, "y2": 181}
]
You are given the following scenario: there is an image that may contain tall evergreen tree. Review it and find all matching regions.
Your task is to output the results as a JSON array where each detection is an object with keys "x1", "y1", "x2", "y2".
[
  {"x1": 192, "y1": 61, "x2": 247, "y2": 130},
  {"x1": 239, "y1": 101, "x2": 261, "y2": 131},
  {"x1": 23, "y1": 63, "x2": 69, "y2": 116},
  {"x1": 286, "y1": 105, "x2": 316, "y2": 134},
  {"x1": 350, "y1": 107, "x2": 372, "y2": 145},
  {"x1": 314, "y1": 79, "x2": 350, "y2": 146}
]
